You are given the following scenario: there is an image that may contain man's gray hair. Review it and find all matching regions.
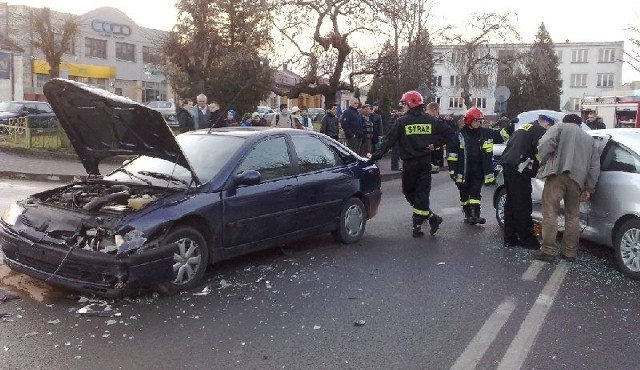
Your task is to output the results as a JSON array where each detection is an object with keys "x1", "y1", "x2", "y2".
[{"x1": 196, "y1": 93, "x2": 207, "y2": 102}]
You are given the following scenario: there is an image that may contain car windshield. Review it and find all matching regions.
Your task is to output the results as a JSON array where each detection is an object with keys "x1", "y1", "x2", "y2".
[
  {"x1": 0, "y1": 102, "x2": 23, "y2": 113},
  {"x1": 147, "y1": 101, "x2": 172, "y2": 109},
  {"x1": 104, "y1": 134, "x2": 245, "y2": 186},
  {"x1": 257, "y1": 107, "x2": 270, "y2": 113}
]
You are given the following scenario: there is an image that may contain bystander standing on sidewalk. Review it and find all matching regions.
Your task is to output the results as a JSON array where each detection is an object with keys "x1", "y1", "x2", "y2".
[{"x1": 320, "y1": 103, "x2": 340, "y2": 140}]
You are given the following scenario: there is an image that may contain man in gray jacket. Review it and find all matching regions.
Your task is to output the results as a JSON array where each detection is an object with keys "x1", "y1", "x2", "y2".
[{"x1": 534, "y1": 114, "x2": 601, "y2": 262}]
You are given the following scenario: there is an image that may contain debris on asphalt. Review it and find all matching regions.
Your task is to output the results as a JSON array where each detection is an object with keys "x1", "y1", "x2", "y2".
[
  {"x1": 47, "y1": 319, "x2": 60, "y2": 325},
  {"x1": 106, "y1": 319, "x2": 118, "y2": 326},
  {"x1": 0, "y1": 292, "x2": 20, "y2": 304},
  {"x1": 437, "y1": 262, "x2": 445, "y2": 265},
  {"x1": 313, "y1": 325, "x2": 321, "y2": 330},
  {"x1": 24, "y1": 332, "x2": 38, "y2": 338},
  {"x1": 76, "y1": 304, "x2": 122, "y2": 317},
  {"x1": 353, "y1": 320, "x2": 366, "y2": 326},
  {"x1": 219, "y1": 279, "x2": 232, "y2": 289},
  {"x1": 193, "y1": 286, "x2": 211, "y2": 296}
]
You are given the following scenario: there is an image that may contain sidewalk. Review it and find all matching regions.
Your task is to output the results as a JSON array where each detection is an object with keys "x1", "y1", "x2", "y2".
[{"x1": 0, "y1": 147, "x2": 404, "y2": 183}]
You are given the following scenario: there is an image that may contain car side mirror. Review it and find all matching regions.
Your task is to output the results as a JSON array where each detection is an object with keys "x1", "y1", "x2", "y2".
[{"x1": 233, "y1": 170, "x2": 261, "y2": 186}]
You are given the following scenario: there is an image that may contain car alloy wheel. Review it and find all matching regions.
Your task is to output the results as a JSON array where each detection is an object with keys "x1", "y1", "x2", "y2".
[
  {"x1": 332, "y1": 198, "x2": 367, "y2": 244},
  {"x1": 156, "y1": 226, "x2": 209, "y2": 294},
  {"x1": 614, "y1": 218, "x2": 640, "y2": 280}
]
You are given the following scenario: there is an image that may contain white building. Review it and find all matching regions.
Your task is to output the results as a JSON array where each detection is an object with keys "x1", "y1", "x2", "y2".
[
  {"x1": 0, "y1": 33, "x2": 24, "y2": 101},
  {"x1": 432, "y1": 41, "x2": 624, "y2": 117},
  {"x1": 0, "y1": 3, "x2": 173, "y2": 103}
]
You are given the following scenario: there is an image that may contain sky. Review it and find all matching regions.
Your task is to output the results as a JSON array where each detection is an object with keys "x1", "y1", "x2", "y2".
[{"x1": 7, "y1": 0, "x2": 640, "y2": 83}]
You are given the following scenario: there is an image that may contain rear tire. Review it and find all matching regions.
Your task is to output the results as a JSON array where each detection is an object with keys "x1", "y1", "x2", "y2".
[
  {"x1": 495, "y1": 187, "x2": 506, "y2": 229},
  {"x1": 614, "y1": 218, "x2": 640, "y2": 280},
  {"x1": 156, "y1": 226, "x2": 209, "y2": 295},
  {"x1": 332, "y1": 198, "x2": 367, "y2": 244}
]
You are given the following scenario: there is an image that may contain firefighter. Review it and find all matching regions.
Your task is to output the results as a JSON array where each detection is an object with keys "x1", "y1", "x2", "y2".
[
  {"x1": 500, "y1": 114, "x2": 556, "y2": 248},
  {"x1": 369, "y1": 91, "x2": 454, "y2": 237},
  {"x1": 447, "y1": 107, "x2": 511, "y2": 225}
]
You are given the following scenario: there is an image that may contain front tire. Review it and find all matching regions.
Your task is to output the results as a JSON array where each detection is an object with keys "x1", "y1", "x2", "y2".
[
  {"x1": 495, "y1": 187, "x2": 507, "y2": 229},
  {"x1": 156, "y1": 226, "x2": 209, "y2": 295},
  {"x1": 332, "y1": 198, "x2": 367, "y2": 244},
  {"x1": 614, "y1": 218, "x2": 640, "y2": 280}
]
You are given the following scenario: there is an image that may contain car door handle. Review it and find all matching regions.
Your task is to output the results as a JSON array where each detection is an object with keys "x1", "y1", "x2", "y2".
[{"x1": 283, "y1": 185, "x2": 294, "y2": 193}]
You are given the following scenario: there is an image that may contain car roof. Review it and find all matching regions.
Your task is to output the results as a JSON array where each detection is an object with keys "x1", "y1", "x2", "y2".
[
  {"x1": 185, "y1": 127, "x2": 305, "y2": 137},
  {"x1": 2, "y1": 100, "x2": 50, "y2": 104}
]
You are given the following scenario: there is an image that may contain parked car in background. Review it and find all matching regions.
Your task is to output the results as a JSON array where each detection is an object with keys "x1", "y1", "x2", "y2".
[
  {"x1": 257, "y1": 106, "x2": 274, "y2": 118},
  {"x1": 0, "y1": 100, "x2": 57, "y2": 128},
  {"x1": 308, "y1": 107, "x2": 325, "y2": 122},
  {"x1": 146, "y1": 101, "x2": 177, "y2": 126},
  {"x1": 493, "y1": 128, "x2": 640, "y2": 280},
  {"x1": 0, "y1": 78, "x2": 382, "y2": 297}
]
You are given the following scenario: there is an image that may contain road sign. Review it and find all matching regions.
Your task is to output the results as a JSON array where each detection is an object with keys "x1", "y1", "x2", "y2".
[{"x1": 494, "y1": 86, "x2": 510, "y2": 103}]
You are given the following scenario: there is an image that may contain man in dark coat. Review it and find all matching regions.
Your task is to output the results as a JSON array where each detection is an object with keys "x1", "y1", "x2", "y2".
[{"x1": 177, "y1": 99, "x2": 195, "y2": 133}]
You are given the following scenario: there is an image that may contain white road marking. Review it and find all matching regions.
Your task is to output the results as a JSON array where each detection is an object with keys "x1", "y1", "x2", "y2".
[
  {"x1": 497, "y1": 262, "x2": 569, "y2": 370},
  {"x1": 521, "y1": 260, "x2": 545, "y2": 281},
  {"x1": 450, "y1": 297, "x2": 517, "y2": 370}
]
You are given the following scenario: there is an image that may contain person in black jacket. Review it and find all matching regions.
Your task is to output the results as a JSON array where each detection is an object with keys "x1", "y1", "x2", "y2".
[
  {"x1": 585, "y1": 110, "x2": 606, "y2": 130},
  {"x1": 341, "y1": 98, "x2": 363, "y2": 153},
  {"x1": 500, "y1": 114, "x2": 556, "y2": 249},
  {"x1": 320, "y1": 103, "x2": 340, "y2": 140},
  {"x1": 369, "y1": 90, "x2": 454, "y2": 237},
  {"x1": 177, "y1": 99, "x2": 195, "y2": 133},
  {"x1": 447, "y1": 107, "x2": 512, "y2": 225}
]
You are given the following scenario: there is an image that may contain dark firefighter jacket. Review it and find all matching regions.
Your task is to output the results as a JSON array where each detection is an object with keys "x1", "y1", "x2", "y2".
[
  {"x1": 447, "y1": 125, "x2": 510, "y2": 185},
  {"x1": 499, "y1": 121, "x2": 547, "y2": 177},
  {"x1": 370, "y1": 106, "x2": 453, "y2": 161}
]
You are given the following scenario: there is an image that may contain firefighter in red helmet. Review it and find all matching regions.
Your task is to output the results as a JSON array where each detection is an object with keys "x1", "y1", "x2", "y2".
[
  {"x1": 446, "y1": 107, "x2": 513, "y2": 224},
  {"x1": 369, "y1": 90, "x2": 454, "y2": 237}
]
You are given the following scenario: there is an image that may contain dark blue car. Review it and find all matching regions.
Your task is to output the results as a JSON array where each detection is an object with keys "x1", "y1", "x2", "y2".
[{"x1": 0, "y1": 79, "x2": 382, "y2": 297}]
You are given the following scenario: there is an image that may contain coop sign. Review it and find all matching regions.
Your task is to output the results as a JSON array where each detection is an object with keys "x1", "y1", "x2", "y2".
[{"x1": 91, "y1": 19, "x2": 132, "y2": 38}]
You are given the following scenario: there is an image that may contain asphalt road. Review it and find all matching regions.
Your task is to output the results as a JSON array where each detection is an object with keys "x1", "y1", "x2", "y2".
[{"x1": 1, "y1": 176, "x2": 639, "y2": 369}]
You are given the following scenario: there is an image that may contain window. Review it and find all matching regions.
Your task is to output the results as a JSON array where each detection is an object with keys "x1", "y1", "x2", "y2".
[
  {"x1": 571, "y1": 49, "x2": 588, "y2": 63},
  {"x1": 602, "y1": 143, "x2": 640, "y2": 173},
  {"x1": 598, "y1": 48, "x2": 616, "y2": 63},
  {"x1": 555, "y1": 50, "x2": 563, "y2": 62},
  {"x1": 434, "y1": 53, "x2": 445, "y2": 64},
  {"x1": 85, "y1": 37, "x2": 107, "y2": 59},
  {"x1": 569, "y1": 97, "x2": 581, "y2": 111},
  {"x1": 55, "y1": 33, "x2": 74, "y2": 54},
  {"x1": 471, "y1": 97, "x2": 487, "y2": 109},
  {"x1": 291, "y1": 136, "x2": 341, "y2": 172},
  {"x1": 570, "y1": 74, "x2": 587, "y2": 87},
  {"x1": 116, "y1": 42, "x2": 135, "y2": 62},
  {"x1": 450, "y1": 75, "x2": 461, "y2": 87},
  {"x1": 597, "y1": 73, "x2": 614, "y2": 88},
  {"x1": 236, "y1": 137, "x2": 293, "y2": 181},
  {"x1": 451, "y1": 51, "x2": 464, "y2": 64},
  {"x1": 435, "y1": 75, "x2": 442, "y2": 87},
  {"x1": 36, "y1": 103, "x2": 53, "y2": 114},
  {"x1": 434, "y1": 97, "x2": 441, "y2": 106},
  {"x1": 475, "y1": 74, "x2": 489, "y2": 88},
  {"x1": 143, "y1": 46, "x2": 161, "y2": 65},
  {"x1": 449, "y1": 97, "x2": 464, "y2": 109}
]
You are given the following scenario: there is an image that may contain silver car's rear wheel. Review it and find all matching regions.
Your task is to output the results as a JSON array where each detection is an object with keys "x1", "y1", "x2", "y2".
[{"x1": 614, "y1": 219, "x2": 640, "y2": 280}]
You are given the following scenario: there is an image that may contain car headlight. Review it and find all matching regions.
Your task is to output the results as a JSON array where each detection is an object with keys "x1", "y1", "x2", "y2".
[
  {"x1": 1, "y1": 203, "x2": 25, "y2": 226},
  {"x1": 115, "y1": 234, "x2": 124, "y2": 248}
]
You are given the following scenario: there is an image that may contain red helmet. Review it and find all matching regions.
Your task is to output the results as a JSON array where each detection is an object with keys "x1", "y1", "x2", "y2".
[
  {"x1": 400, "y1": 91, "x2": 424, "y2": 109},
  {"x1": 464, "y1": 107, "x2": 485, "y2": 125}
]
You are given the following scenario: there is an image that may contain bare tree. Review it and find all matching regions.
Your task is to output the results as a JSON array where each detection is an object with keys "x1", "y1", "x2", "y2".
[
  {"x1": 440, "y1": 12, "x2": 520, "y2": 109},
  {"x1": 627, "y1": 21, "x2": 640, "y2": 74},
  {"x1": 30, "y1": 7, "x2": 79, "y2": 78},
  {"x1": 271, "y1": 0, "x2": 380, "y2": 107}
]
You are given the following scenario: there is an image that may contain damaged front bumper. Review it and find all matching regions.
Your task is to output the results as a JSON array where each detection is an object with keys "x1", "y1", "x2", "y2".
[{"x1": 0, "y1": 222, "x2": 175, "y2": 297}]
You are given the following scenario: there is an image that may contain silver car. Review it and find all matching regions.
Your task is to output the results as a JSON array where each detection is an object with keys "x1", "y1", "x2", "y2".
[
  {"x1": 493, "y1": 128, "x2": 640, "y2": 280},
  {"x1": 146, "y1": 101, "x2": 177, "y2": 126}
]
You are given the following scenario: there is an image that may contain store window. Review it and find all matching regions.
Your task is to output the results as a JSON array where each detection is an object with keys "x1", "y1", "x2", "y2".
[
  {"x1": 142, "y1": 81, "x2": 167, "y2": 103},
  {"x1": 116, "y1": 42, "x2": 135, "y2": 62},
  {"x1": 85, "y1": 37, "x2": 107, "y2": 59}
]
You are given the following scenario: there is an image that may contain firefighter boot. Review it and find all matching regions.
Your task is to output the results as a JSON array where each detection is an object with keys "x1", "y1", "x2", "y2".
[
  {"x1": 462, "y1": 204, "x2": 472, "y2": 223},
  {"x1": 427, "y1": 213, "x2": 443, "y2": 235},
  {"x1": 468, "y1": 205, "x2": 486, "y2": 225},
  {"x1": 412, "y1": 215, "x2": 425, "y2": 238}
]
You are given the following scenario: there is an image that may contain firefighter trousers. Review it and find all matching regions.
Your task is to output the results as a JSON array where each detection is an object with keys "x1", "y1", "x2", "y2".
[
  {"x1": 402, "y1": 156, "x2": 433, "y2": 220},
  {"x1": 503, "y1": 165, "x2": 536, "y2": 244},
  {"x1": 457, "y1": 161, "x2": 484, "y2": 208}
]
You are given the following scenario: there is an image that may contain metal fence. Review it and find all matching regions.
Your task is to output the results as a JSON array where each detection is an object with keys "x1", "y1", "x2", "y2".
[{"x1": 0, "y1": 116, "x2": 72, "y2": 150}]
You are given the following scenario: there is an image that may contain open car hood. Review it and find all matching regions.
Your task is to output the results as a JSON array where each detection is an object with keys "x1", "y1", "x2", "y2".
[{"x1": 43, "y1": 78, "x2": 193, "y2": 178}]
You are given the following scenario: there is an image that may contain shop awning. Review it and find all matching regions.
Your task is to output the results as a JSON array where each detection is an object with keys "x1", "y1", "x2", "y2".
[{"x1": 33, "y1": 59, "x2": 116, "y2": 79}]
